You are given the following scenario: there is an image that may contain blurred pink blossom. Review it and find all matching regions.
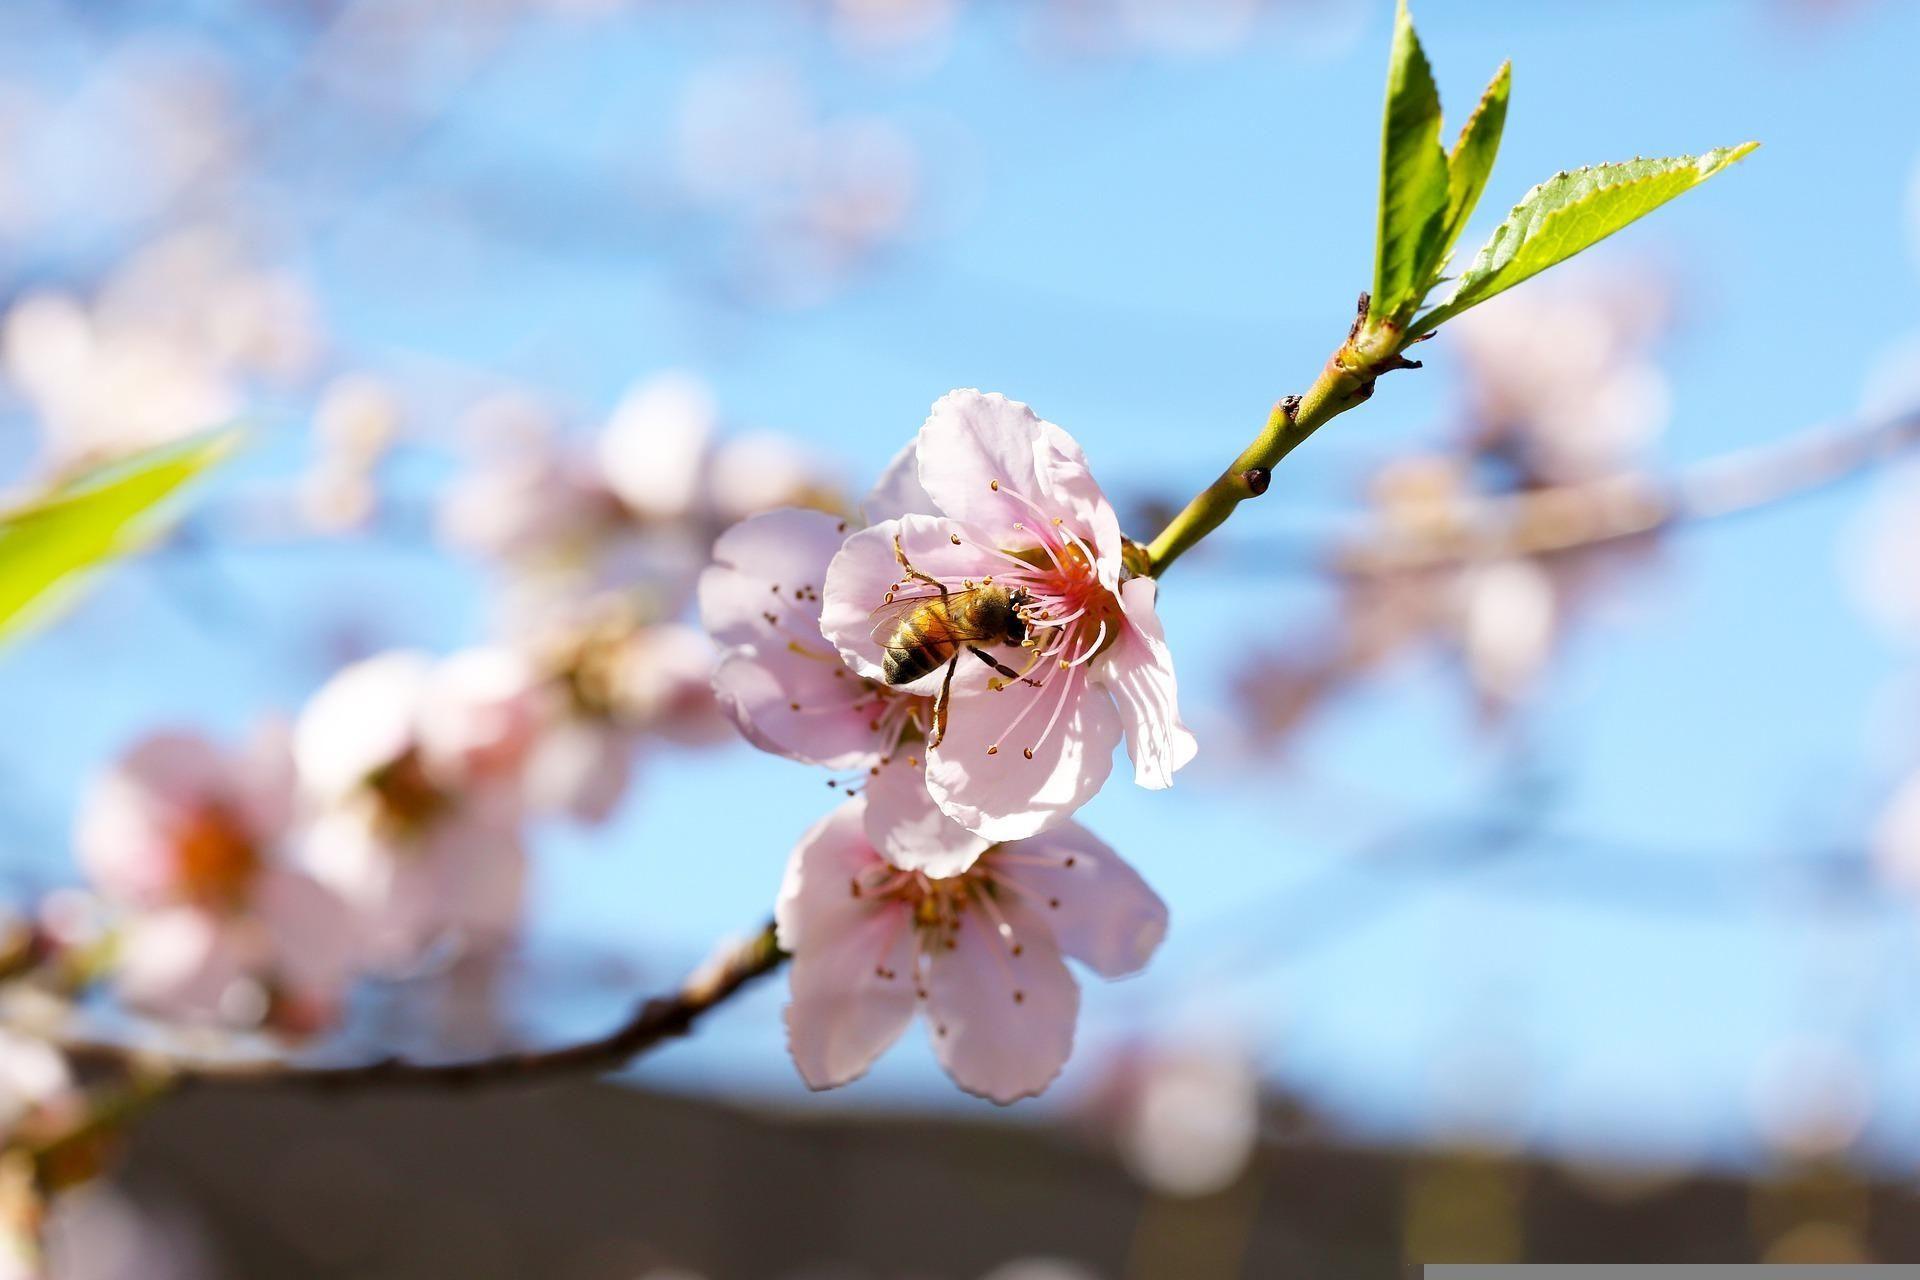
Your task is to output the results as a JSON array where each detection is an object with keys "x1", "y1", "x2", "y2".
[
  {"x1": 775, "y1": 795, "x2": 1165, "y2": 1104},
  {"x1": 75, "y1": 729, "x2": 356, "y2": 1032},
  {"x1": 294, "y1": 651, "x2": 537, "y2": 968}
]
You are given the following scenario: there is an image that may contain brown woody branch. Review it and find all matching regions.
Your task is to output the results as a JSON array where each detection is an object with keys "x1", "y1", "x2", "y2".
[{"x1": 47, "y1": 923, "x2": 784, "y2": 1094}]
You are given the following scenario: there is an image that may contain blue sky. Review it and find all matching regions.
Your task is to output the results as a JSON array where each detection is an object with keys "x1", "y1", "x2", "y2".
[{"x1": 7, "y1": 0, "x2": 1920, "y2": 1168}]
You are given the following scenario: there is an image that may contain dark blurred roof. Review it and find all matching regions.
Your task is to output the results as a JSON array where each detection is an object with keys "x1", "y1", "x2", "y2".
[{"x1": 100, "y1": 1081, "x2": 1915, "y2": 1278}]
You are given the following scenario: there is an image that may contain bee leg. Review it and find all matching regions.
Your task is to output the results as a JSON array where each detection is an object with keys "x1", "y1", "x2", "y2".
[
  {"x1": 968, "y1": 646, "x2": 1037, "y2": 689},
  {"x1": 893, "y1": 535, "x2": 950, "y2": 603},
  {"x1": 931, "y1": 652, "x2": 959, "y2": 746},
  {"x1": 977, "y1": 645, "x2": 1046, "y2": 690}
]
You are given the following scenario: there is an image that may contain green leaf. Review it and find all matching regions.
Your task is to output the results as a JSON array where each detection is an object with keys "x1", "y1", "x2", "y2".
[
  {"x1": 1415, "y1": 142, "x2": 1759, "y2": 330},
  {"x1": 0, "y1": 431, "x2": 239, "y2": 645},
  {"x1": 1439, "y1": 60, "x2": 1510, "y2": 257},
  {"x1": 1370, "y1": 0, "x2": 1452, "y2": 326}
]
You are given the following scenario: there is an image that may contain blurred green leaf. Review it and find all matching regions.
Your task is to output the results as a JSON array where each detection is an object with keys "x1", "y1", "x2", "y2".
[
  {"x1": 0, "y1": 432, "x2": 238, "y2": 646},
  {"x1": 1370, "y1": 0, "x2": 1451, "y2": 326},
  {"x1": 1416, "y1": 143, "x2": 1759, "y2": 330},
  {"x1": 1439, "y1": 60, "x2": 1510, "y2": 260}
]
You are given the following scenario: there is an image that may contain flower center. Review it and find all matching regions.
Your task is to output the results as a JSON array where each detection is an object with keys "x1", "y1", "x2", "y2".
[
  {"x1": 847, "y1": 843, "x2": 1082, "y2": 1005},
  {"x1": 367, "y1": 749, "x2": 451, "y2": 838},
  {"x1": 172, "y1": 802, "x2": 262, "y2": 910},
  {"x1": 919, "y1": 478, "x2": 1127, "y2": 761}
]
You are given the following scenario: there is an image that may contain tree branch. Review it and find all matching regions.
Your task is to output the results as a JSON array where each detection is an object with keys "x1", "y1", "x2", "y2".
[
  {"x1": 46, "y1": 923, "x2": 785, "y2": 1094},
  {"x1": 1146, "y1": 292, "x2": 1422, "y2": 576},
  {"x1": 1332, "y1": 406, "x2": 1920, "y2": 576}
]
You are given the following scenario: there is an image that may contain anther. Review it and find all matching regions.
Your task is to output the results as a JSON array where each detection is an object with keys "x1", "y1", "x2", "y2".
[
  {"x1": 1047, "y1": 897, "x2": 1060, "y2": 908},
  {"x1": 1012, "y1": 990, "x2": 1025, "y2": 1004},
  {"x1": 989, "y1": 479, "x2": 1001, "y2": 491},
  {"x1": 1022, "y1": 748, "x2": 1034, "y2": 760},
  {"x1": 789, "y1": 701, "x2": 801, "y2": 711},
  {"x1": 837, "y1": 520, "x2": 849, "y2": 532},
  {"x1": 950, "y1": 533, "x2": 962, "y2": 545},
  {"x1": 986, "y1": 745, "x2": 999, "y2": 756},
  {"x1": 1063, "y1": 856, "x2": 1076, "y2": 867}
]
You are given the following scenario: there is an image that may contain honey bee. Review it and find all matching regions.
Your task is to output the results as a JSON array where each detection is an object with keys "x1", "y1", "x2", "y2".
[{"x1": 871, "y1": 539, "x2": 1034, "y2": 745}]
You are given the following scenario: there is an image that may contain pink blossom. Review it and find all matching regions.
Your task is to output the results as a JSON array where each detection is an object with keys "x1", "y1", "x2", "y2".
[
  {"x1": 293, "y1": 651, "x2": 535, "y2": 968},
  {"x1": 775, "y1": 795, "x2": 1167, "y2": 1104},
  {"x1": 699, "y1": 449, "x2": 988, "y2": 875},
  {"x1": 819, "y1": 390, "x2": 1195, "y2": 842},
  {"x1": 74, "y1": 728, "x2": 357, "y2": 1032},
  {"x1": 522, "y1": 623, "x2": 726, "y2": 825}
]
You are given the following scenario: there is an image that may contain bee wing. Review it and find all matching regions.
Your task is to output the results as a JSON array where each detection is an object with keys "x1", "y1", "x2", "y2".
[{"x1": 866, "y1": 585, "x2": 998, "y2": 650}]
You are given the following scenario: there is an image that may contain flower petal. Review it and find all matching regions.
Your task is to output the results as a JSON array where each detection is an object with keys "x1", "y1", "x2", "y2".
[
  {"x1": 775, "y1": 800, "x2": 917, "y2": 1089},
  {"x1": 295, "y1": 651, "x2": 432, "y2": 797},
  {"x1": 1035, "y1": 419, "x2": 1125, "y2": 586},
  {"x1": 710, "y1": 646, "x2": 892, "y2": 771},
  {"x1": 924, "y1": 896, "x2": 1079, "y2": 1104},
  {"x1": 255, "y1": 867, "x2": 359, "y2": 1009},
  {"x1": 995, "y1": 823, "x2": 1166, "y2": 978},
  {"x1": 597, "y1": 371, "x2": 715, "y2": 520},
  {"x1": 862, "y1": 758, "x2": 990, "y2": 877},
  {"x1": 915, "y1": 389, "x2": 1057, "y2": 539},
  {"x1": 698, "y1": 508, "x2": 850, "y2": 650},
  {"x1": 115, "y1": 907, "x2": 248, "y2": 1021},
  {"x1": 775, "y1": 799, "x2": 877, "y2": 953},
  {"x1": 76, "y1": 731, "x2": 228, "y2": 907},
  {"x1": 924, "y1": 666, "x2": 1122, "y2": 843},
  {"x1": 524, "y1": 719, "x2": 636, "y2": 823},
  {"x1": 862, "y1": 439, "x2": 936, "y2": 525},
  {"x1": 1101, "y1": 578, "x2": 1197, "y2": 790}
]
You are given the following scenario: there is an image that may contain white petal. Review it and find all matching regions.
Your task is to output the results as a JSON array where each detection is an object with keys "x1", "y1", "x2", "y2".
[
  {"x1": 295, "y1": 652, "x2": 432, "y2": 797},
  {"x1": 115, "y1": 908, "x2": 247, "y2": 1021},
  {"x1": 255, "y1": 867, "x2": 359, "y2": 1007},
  {"x1": 1100, "y1": 578, "x2": 1197, "y2": 789},
  {"x1": 697, "y1": 508, "x2": 851, "y2": 650},
  {"x1": 597, "y1": 371, "x2": 715, "y2": 519},
  {"x1": 710, "y1": 647, "x2": 891, "y2": 770},
  {"x1": 785, "y1": 906, "x2": 917, "y2": 1090},
  {"x1": 924, "y1": 897, "x2": 1079, "y2": 1104},
  {"x1": 994, "y1": 823, "x2": 1166, "y2": 978},
  {"x1": 914, "y1": 389, "x2": 1050, "y2": 534},
  {"x1": 861, "y1": 439, "x2": 936, "y2": 524},
  {"x1": 774, "y1": 798, "x2": 917, "y2": 1089},
  {"x1": 523, "y1": 720, "x2": 636, "y2": 823},
  {"x1": 862, "y1": 758, "x2": 990, "y2": 877},
  {"x1": 924, "y1": 666, "x2": 1122, "y2": 844}
]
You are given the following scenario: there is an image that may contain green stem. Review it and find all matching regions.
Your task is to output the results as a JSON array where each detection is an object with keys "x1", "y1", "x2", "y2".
[{"x1": 1145, "y1": 301, "x2": 1415, "y2": 576}]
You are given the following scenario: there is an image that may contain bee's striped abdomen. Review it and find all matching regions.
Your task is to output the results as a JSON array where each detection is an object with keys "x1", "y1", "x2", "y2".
[{"x1": 882, "y1": 610, "x2": 958, "y2": 685}]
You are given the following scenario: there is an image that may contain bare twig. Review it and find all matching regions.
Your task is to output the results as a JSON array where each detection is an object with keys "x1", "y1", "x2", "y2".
[
  {"x1": 1334, "y1": 407, "x2": 1920, "y2": 576},
  {"x1": 45, "y1": 923, "x2": 785, "y2": 1094}
]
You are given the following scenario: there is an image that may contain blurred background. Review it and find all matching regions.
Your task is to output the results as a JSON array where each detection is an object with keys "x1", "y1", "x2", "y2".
[{"x1": 3, "y1": 0, "x2": 1920, "y2": 1274}]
